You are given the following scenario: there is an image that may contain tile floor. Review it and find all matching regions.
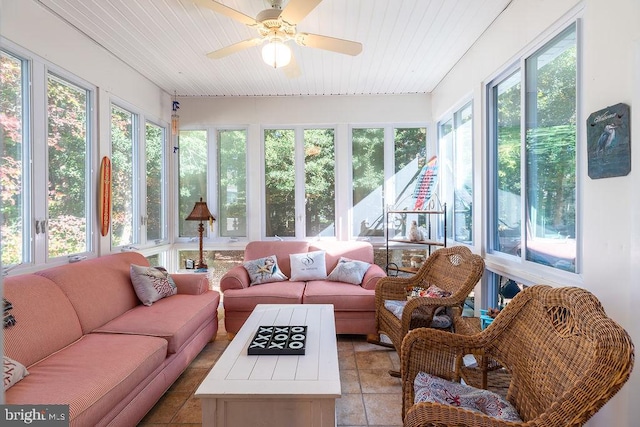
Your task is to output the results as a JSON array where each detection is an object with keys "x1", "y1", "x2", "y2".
[{"x1": 138, "y1": 315, "x2": 404, "y2": 427}]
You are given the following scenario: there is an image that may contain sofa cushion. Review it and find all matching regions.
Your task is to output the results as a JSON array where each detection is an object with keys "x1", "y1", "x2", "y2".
[
  {"x1": 35, "y1": 252, "x2": 146, "y2": 334},
  {"x1": 244, "y1": 241, "x2": 310, "y2": 277},
  {"x1": 4, "y1": 333, "x2": 168, "y2": 426},
  {"x1": 223, "y1": 282, "x2": 306, "y2": 312},
  {"x1": 243, "y1": 255, "x2": 288, "y2": 285},
  {"x1": 309, "y1": 241, "x2": 374, "y2": 273},
  {"x1": 326, "y1": 256, "x2": 371, "y2": 285},
  {"x1": 303, "y1": 281, "x2": 374, "y2": 311},
  {"x1": 3, "y1": 274, "x2": 83, "y2": 368},
  {"x1": 289, "y1": 250, "x2": 327, "y2": 281},
  {"x1": 3, "y1": 356, "x2": 29, "y2": 391},
  {"x1": 130, "y1": 264, "x2": 178, "y2": 306},
  {"x1": 93, "y1": 291, "x2": 220, "y2": 354}
]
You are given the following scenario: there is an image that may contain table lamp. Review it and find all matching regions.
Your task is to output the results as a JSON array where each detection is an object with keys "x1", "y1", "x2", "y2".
[{"x1": 185, "y1": 197, "x2": 215, "y2": 270}]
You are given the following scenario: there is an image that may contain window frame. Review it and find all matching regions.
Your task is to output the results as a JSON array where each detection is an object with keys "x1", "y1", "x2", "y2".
[{"x1": 485, "y1": 17, "x2": 583, "y2": 287}]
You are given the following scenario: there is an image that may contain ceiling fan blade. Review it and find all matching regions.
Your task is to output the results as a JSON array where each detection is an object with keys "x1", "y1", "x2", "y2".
[
  {"x1": 206, "y1": 38, "x2": 264, "y2": 59},
  {"x1": 296, "y1": 33, "x2": 363, "y2": 56},
  {"x1": 193, "y1": 0, "x2": 257, "y2": 26},
  {"x1": 282, "y1": 52, "x2": 302, "y2": 79},
  {"x1": 279, "y1": 0, "x2": 322, "y2": 25}
]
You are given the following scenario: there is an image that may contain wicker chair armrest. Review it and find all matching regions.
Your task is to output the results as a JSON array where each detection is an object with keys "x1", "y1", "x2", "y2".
[{"x1": 375, "y1": 275, "x2": 412, "y2": 300}]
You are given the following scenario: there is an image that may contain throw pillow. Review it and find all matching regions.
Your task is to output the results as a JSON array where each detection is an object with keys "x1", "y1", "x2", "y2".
[
  {"x1": 243, "y1": 255, "x2": 288, "y2": 285},
  {"x1": 130, "y1": 264, "x2": 178, "y2": 306},
  {"x1": 289, "y1": 251, "x2": 327, "y2": 281},
  {"x1": 414, "y1": 371, "x2": 522, "y2": 422},
  {"x1": 3, "y1": 356, "x2": 29, "y2": 391},
  {"x1": 326, "y1": 257, "x2": 371, "y2": 285},
  {"x1": 407, "y1": 284, "x2": 452, "y2": 299},
  {"x1": 383, "y1": 300, "x2": 452, "y2": 329}
]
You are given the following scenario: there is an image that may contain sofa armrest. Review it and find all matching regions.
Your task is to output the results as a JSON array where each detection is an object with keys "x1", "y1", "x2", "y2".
[
  {"x1": 172, "y1": 273, "x2": 209, "y2": 295},
  {"x1": 220, "y1": 265, "x2": 251, "y2": 292},
  {"x1": 361, "y1": 264, "x2": 386, "y2": 290}
]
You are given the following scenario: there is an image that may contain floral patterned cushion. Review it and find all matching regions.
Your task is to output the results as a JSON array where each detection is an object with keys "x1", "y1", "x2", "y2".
[
  {"x1": 414, "y1": 372, "x2": 522, "y2": 422},
  {"x1": 243, "y1": 255, "x2": 288, "y2": 286},
  {"x1": 326, "y1": 257, "x2": 371, "y2": 285},
  {"x1": 3, "y1": 356, "x2": 29, "y2": 391},
  {"x1": 130, "y1": 265, "x2": 178, "y2": 306}
]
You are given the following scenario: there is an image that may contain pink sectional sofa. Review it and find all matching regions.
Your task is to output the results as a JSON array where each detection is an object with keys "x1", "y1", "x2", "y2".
[
  {"x1": 220, "y1": 240, "x2": 386, "y2": 337},
  {"x1": 3, "y1": 252, "x2": 220, "y2": 426}
]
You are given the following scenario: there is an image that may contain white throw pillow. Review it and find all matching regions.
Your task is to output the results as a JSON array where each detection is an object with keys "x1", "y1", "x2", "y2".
[
  {"x1": 243, "y1": 255, "x2": 288, "y2": 285},
  {"x1": 3, "y1": 356, "x2": 29, "y2": 391},
  {"x1": 326, "y1": 256, "x2": 370, "y2": 285},
  {"x1": 289, "y1": 251, "x2": 327, "y2": 281}
]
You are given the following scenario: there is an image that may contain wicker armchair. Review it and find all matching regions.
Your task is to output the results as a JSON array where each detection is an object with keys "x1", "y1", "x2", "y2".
[
  {"x1": 374, "y1": 246, "x2": 485, "y2": 358},
  {"x1": 401, "y1": 285, "x2": 635, "y2": 427}
]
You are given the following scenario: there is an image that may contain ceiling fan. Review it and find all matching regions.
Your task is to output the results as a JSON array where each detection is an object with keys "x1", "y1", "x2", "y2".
[{"x1": 193, "y1": 0, "x2": 363, "y2": 71}]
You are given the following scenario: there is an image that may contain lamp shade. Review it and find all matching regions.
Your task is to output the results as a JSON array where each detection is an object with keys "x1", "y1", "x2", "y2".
[
  {"x1": 262, "y1": 40, "x2": 291, "y2": 68},
  {"x1": 186, "y1": 197, "x2": 215, "y2": 222}
]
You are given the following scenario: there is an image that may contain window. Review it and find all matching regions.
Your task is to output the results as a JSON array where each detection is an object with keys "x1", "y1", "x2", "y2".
[
  {"x1": 304, "y1": 128, "x2": 335, "y2": 238},
  {"x1": 264, "y1": 128, "x2": 295, "y2": 237},
  {"x1": 352, "y1": 127, "x2": 427, "y2": 239},
  {"x1": 439, "y1": 102, "x2": 474, "y2": 244},
  {"x1": 488, "y1": 23, "x2": 577, "y2": 273},
  {"x1": 145, "y1": 122, "x2": 165, "y2": 242},
  {"x1": 352, "y1": 128, "x2": 384, "y2": 237},
  {"x1": 110, "y1": 104, "x2": 137, "y2": 247},
  {"x1": 0, "y1": 50, "x2": 29, "y2": 266},
  {"x1": 218, "y1": 129, "x2": 247, "y2": 238},
  {"x1": 263, "y1": 128, "x2": 336, "y2": 238},
  {"x1": 178, "y1": 130, "x2": 208, "y2": 237},
  {"x1": 47, "y1": 74, "x2": 91, "y2": 258}
]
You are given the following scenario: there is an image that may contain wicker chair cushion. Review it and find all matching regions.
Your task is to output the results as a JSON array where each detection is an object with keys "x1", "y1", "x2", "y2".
[
  {"x1": 383, "y1": 300, "x2": 452, "y2": 329},
  {"x1": 414, "y1": 372, "x2": 522, "y2": 422}
]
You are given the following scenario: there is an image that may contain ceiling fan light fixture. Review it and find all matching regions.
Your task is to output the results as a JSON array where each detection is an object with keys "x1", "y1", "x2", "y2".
[{"x1": 262, "y1": 39, "x2": 291, "y2": 68}]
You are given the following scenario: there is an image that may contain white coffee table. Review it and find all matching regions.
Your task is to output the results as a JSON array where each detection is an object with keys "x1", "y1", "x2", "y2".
[{"x1": 195, "y1": 304, "x2": 340, "y2": 427}]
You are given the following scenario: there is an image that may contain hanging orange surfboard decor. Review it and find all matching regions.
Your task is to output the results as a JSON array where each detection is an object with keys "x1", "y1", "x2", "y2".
[{"x1": 99, "y1": 156, "x2": 112, "y2": 236}]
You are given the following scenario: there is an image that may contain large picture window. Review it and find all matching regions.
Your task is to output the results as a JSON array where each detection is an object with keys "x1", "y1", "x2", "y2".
[
  {"x1": 179, "y1": 130, "x2": 208, "y2": 237},
  {"x1": 145, "y1": 122, "x2": 165, "y2": 242},
  {"x1": 488, "y1": 23, "x2": 577, "y2": 273}
]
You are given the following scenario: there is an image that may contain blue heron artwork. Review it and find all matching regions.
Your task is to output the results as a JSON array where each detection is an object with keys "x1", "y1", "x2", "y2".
[{"x1": 587, "y1": 103, "x2": 630, "y2": 179}]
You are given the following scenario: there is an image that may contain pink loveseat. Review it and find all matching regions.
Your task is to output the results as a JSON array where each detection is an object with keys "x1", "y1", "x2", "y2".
[
  {"x1": 220, "y1": 240, "x2": 386, "y2": 337},
  {"x1": 3, "y1": 252, "x2": 220, "y2": 426}
]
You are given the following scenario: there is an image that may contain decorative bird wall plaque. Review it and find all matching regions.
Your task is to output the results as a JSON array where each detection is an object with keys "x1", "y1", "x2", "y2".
[{"x1": 587, "y1": 103, "x2": 630, "y2": 179}]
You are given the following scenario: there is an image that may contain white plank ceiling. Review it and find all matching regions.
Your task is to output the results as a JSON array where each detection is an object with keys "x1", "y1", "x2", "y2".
[{"x1": 35, "y1": 0, "x2": 512, "y2": 97}]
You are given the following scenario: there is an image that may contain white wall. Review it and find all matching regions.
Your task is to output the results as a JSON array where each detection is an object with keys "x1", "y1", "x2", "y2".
[{"x1": 431, "y1": 0, "x2": 640, "y2": 425}]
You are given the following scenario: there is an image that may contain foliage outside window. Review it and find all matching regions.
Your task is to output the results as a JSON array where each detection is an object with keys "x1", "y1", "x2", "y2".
[
  {"x1": 489, "y1": 23, "x2": 577, "y2": 273},
  {"x1": 145, "y1": 122, "x2": 165, "y2": 242},
  {"x1": 218, "y1": 129, "x2": 247, "y2": 237},
  {"x1": 264, "y1": 129, "x2": 296, "y2": 237},
  {"x1": 179, "y1": 130, "x2": 208, "y2": 237},
  {"x1": 47, "y1": 74, "x2": 90, "y2": 258},
  {"x1": 352, "y1": 128, "x2": 384, "y2": 237},
  {"x1": 439, "y1": 102, "x2": 473, "y2": 244},
  {"x1": 0, "y1": 51, "x2": 27, "y2": 266},
  {"x1": 304, "y1": 129, "x2": 335, "y2": 238},
  {"x1": 110, "y1": 104, "x2": 136, "y2": 247}
]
